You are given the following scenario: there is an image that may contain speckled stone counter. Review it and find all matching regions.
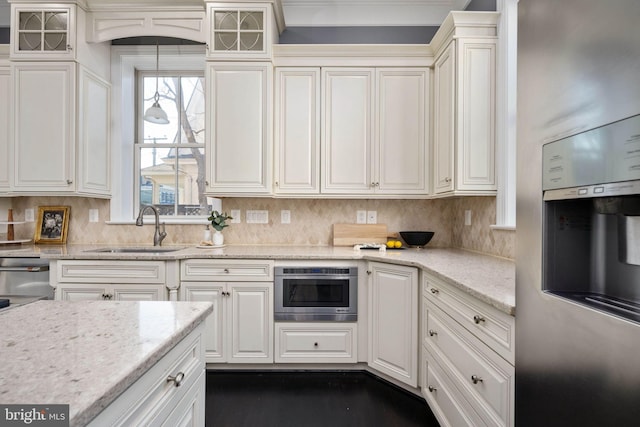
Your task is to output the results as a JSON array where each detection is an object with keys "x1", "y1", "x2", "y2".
[
  {"x1": 0, "y1": 300, "x2": 213, "y2": 427},
  {"x1": 0, "y1": 244, "x2": 515, "y2": 315}
]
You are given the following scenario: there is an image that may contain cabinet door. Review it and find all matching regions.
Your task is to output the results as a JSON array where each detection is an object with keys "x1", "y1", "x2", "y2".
[
  {"x1": 206, "y1": 5, "x2": 271, "y2": 60},
  {"x1": 456, "y1": 38, "x2": 496, "y2": 191},
  {"x1": 77, "y1": 66, "x2": 110, "y2": 196},
  {"x1": 321, "y1": 68, "x2": 374, "y2": 194},
  {"x1": 0, "y1": 66, "x2": 9, "y2": 191},
  {"x1": 57, "y1": 284, "x2": 107, "y2": 301},
  {"x1": 228, "y1": 282, "x2": 273, "y2": 363},
  {"x1": 368, "y1": 262, "x2": 418, "y2": 387},
  {"x1": 376, "y1": 68, "x2": 429, "y2": 195},
  {"x1": 11, "y1": 5, "x2": 75, "y2": 60},
  {"x1": 206, "y1": 63, "x2": 272, "y2": 194},
  {"x1": 181, "y1": 282, "x2": 225, "y2": 363},
  {"x1": 274, "y1": 67, "x2": 320, "y2": 194},
  {"x1": 12, "y1": 62, "x2": 75, "y2": 192},
  {"x1": 433, "y1": 42, "x2": 456, "y2": 194},
  {"x1": 369, "y1": 262, "x2": 418, "y2": 387}
]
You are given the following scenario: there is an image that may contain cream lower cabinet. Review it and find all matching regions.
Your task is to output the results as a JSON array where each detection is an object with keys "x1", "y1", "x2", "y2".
[
  {"x1": 0, "y1": 62, "x2": 10, "y2": 191},
  {"x1": 368, "y1": 261, "x2": 418, "y2": 387},
  {"x1": 421, "y1": 272, "x2": 515, "y2": 427},
  {"x1": 88, "y1": 323, "x2": 205, "y2": 426},
  {"x1": 180, "y1": 259, "x2": 274, "y2": 364},
  {"x1": 51, "y1": 260, "x2": 173, "y2": 301},
  {"x1": 275, "y1": 322, "x2": 358, "y2": 363}
]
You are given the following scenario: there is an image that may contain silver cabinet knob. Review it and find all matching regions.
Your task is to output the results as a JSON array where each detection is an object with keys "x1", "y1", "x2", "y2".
[
  {"x1": 224, "y1": 268, "x2": 230, "y2": 274},
  {"x1": 430, "y1": 288, "x2": 439, "y2": 294},
  {"x1": 444, "y1": 177, "x2": 452, "y2": 183},
  {"x1": 471, "y1": 375, "x2": 483, "y2": 384},
  {"x1": 66, "y1": 179, "x2": 73, "y2": 185},
  {"x1": 473, "y1": 315, "x2": 486, "y2": 324},
  {"x1": 314, "y1": 342, "x2": 318, "y2": 347},
  {"x1": 167, "y1": 372, "x2": 185, "y2": 387},
  {"x1": 428, "y1": 330, "x2": 438, "y2": 337},
  {"x1": 428, "y1": 386, "x2": 437, "y2": 392}
]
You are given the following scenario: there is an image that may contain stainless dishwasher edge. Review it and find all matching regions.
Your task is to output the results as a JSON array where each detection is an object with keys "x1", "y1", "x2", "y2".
[{"x1": 0, "y1": 257, "x2": 53, "y2": 299}]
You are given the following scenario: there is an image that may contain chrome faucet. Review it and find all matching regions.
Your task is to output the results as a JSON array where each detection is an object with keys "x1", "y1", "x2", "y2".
[{"x1": 136, "y1": 205, "x2": 167, "y2": 246}]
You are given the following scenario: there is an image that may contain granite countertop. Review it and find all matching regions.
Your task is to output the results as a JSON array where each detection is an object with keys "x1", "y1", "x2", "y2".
[
  {"x1": 0, "y1": 300, "x2": 213, "y2": 427},
  {"x1": 0, "y1": 243, "x2": 515, "y2": 315}
]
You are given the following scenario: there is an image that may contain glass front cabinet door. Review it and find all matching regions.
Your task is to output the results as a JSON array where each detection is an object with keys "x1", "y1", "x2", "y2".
[
  {"x1": 11, "y1": 4, "x2": 75, "y2": 59},
  {"x1": 206, "y1": 3, "x2": 272, "y2": 59}
]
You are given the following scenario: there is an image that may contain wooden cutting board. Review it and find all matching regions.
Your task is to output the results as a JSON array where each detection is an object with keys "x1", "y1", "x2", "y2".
[{"x1": 332, "y1": 224, "x2": 388, "y2": 246}]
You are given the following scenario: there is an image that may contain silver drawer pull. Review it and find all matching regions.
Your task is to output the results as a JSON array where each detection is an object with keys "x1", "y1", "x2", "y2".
[
  {"x1": 223, "y1": 268, "x2": 230, "y2": 273},
  {"x1": 167, "y1": 372, "x2": 185, "y2": 387},
  {"x1": 428, "y1": 386, "x2": 437, "y2": 392},
  {"x1": 428, "y1": 330, "x2": 438, "y2": 337},
  {"x1": 430, "y1": 288, "x2": 439, "y2": 294},
  {"x1": 471, "y1": 375, "x2": 483, "y2": 384},
  {"x1": 473, "y1": 315, "x2": 486, "y2": 324}
]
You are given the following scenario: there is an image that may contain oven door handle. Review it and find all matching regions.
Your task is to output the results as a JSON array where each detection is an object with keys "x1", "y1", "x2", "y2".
[{"x1": 0, "y1": 266, "x2": 50, "y2": 272}]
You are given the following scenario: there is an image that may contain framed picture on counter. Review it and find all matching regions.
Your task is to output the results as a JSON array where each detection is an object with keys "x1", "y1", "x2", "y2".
[{"x1": 35, "y1": 206, "x2": 70, "y2": 244}]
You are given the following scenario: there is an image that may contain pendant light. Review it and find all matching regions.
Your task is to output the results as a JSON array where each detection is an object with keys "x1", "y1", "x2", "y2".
[{"x1": 144, "y1": 41, "x2": 169, "y2": 124}]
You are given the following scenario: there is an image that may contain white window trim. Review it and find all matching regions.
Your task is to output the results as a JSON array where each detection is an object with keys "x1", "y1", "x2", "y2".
[
  {"x1": 492, "y1": 0, "x2": 518, "y2": 231},
  {"x1": 108, "y1": 45, "x2": 206, "y2": 224}
]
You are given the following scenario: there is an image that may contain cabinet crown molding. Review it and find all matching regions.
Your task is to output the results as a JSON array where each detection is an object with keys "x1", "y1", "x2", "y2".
[{"x1": 429, "y1": 11, "x2": 499, "y2": 55}]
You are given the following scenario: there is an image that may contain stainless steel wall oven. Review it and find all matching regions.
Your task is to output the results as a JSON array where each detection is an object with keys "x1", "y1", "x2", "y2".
[{"x1": 274, "y1": 266, "x2": 358, "y2": 321}]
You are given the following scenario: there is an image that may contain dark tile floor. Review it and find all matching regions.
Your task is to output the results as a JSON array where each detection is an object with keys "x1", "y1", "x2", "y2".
[{"x1": 205, "y1": 370, "x2": 440, "y2": 427}]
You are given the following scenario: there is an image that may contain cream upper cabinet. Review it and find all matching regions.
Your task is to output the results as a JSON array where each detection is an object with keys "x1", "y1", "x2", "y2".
[
  {"x1": 0, "y1": 64, "x2": 10, "y2": 191},
  {"x1": 321, "y1": 68, "x2": 374, "y2": 194},
  {"x1": 11, "y1": 62, "x2": 110, "y2": 196},
  {"x1": 375, "y1": 68, "x2": 429, "y2": 195},
  {"x1": 274, "y1": 67, "x2": 321, "y2": 194},
  {"x1": 368, "y1": 261, "x2": 419, "y2": 387},
  {"x1": 12, "y1": 62, "x2": 75, "y2": 192},
  {"x1": 206, "y1": 62, "x2": 272, "y2": 195},
  {"x1": 10, "y1": 4, "x2": 75, "y2": 60},
  {"x1": 205, "y1": 62, "x2": 272, "y2": 195},
  {"x1": 433, "y1": 36, "x2": 497, "y2": 196},
  {"x1": 320, "y1": 67, "x2": 429, "y2": 196},
  {"x1": 206, "y1": 3, "x2": 273, "y2": 60}
]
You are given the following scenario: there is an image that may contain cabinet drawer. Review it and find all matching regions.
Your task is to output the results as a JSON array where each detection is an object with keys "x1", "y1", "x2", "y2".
[
  {"x1": 89, "y1": 324, "x2": 205, "y2": 426},
  {"x1": 57, "y1": 260, "x2": 166, "y2": 284},
  {"x1": 424, "y1": 301, "x2": 514, "y2": 427},
  {"x1": 423, "y1": 273, "x2": 514, "y2": 363},
  {"x1": 422, "y1": 347, "x2": 486, "y2": 427},
  {"x1": 181, "y1": 259, "x2": 274, "y2": 281},
  {"x1": 275, "y1": 323, "x2": 357, "y2": 363}
]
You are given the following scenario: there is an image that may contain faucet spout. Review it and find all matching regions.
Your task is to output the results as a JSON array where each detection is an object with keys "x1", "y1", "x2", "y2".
[{"x1": 135, "y1": 205, "x2": 167, "y2": 246}]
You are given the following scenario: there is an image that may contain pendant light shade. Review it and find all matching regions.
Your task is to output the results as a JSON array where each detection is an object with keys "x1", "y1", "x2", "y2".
[{"x1": 144, "y1": 42, "x2": 169, "y2": 125}]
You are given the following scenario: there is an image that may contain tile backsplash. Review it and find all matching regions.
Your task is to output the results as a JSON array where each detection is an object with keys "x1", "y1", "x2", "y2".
[{"x1": 8, "y1": 195, "x2": 514, "y2": 259}]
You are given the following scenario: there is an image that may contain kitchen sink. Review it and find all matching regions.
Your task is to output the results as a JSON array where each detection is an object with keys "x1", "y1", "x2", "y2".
[{"x1": 86, "y1": 247, "x2": 185, "y2": 254}]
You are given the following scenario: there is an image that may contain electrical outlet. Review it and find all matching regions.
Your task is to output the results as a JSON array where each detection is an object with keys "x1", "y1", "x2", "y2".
[
  {"x1": 356, "y1": 210, "x2": 367, "y2": 224},
  {"x1": 281, "y1": 210, "x2": 291, "y2": 224},
  {"x1": 89, "y1": 209, "x2": 99, "y2": 223},
  {"x1": 230, "y1": 209, "x2": 241, "y2": 224},
  {"x1": 25, "y1": 209, "x2": 34, "y2": 222},
  {"x1": 465, "y1": 210, "x2": 472, "y2": 226},
  {"x1": 367, "y1": 210, "x2": 377, "y2": 224},
  {"x1": 246, "y1": 210, "x2": 269, "y2": 224}
]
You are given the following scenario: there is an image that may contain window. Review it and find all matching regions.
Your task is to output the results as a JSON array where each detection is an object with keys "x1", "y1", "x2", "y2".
[{"x1": 136, "y1": 71, "x2": 211, "y2": 217}]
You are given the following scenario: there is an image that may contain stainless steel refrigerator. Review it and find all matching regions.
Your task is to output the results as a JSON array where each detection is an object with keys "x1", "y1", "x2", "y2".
[{"x1": 517, "y1": 1, "x2": 640, "y2": 426}]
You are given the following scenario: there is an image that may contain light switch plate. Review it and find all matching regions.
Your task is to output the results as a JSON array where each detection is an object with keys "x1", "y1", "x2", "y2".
[
  {"x1": 230, "y1": 209, "x2": 241, "y2": 224},
  {"x1": 25, "y1": 209, "x2": 34, "y2": 222},
  {"x1": 281, "y1": 210, "x2": 291, "y2": 224},
  {"x1": 89, "y1": 209, "x2": 99, "y2": 223},
  {"x1": 367, "y1": 210, "x2": 377, "y2": 224},
  {"x1": 464, "y1": 210, "x2": 472, "y2": 226},
  {"x1": 356, "y1": 210, "x2": 367, "y2": 224}
]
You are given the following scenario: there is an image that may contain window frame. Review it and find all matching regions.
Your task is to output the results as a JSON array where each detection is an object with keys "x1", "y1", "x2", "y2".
[{"x1": 109, "y1": 45, "x2": 208, "y2": 224}]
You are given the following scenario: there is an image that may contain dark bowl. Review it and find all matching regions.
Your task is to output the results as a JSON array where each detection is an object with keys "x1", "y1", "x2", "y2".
[{"x1": 399, "y1": 231, "x2": 435, "y2": 247}]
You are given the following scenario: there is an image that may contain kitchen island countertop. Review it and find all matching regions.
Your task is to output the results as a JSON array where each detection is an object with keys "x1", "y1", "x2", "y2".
[{"x1": 0, "y1": 300, "x2": 212, "y2": 427}]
